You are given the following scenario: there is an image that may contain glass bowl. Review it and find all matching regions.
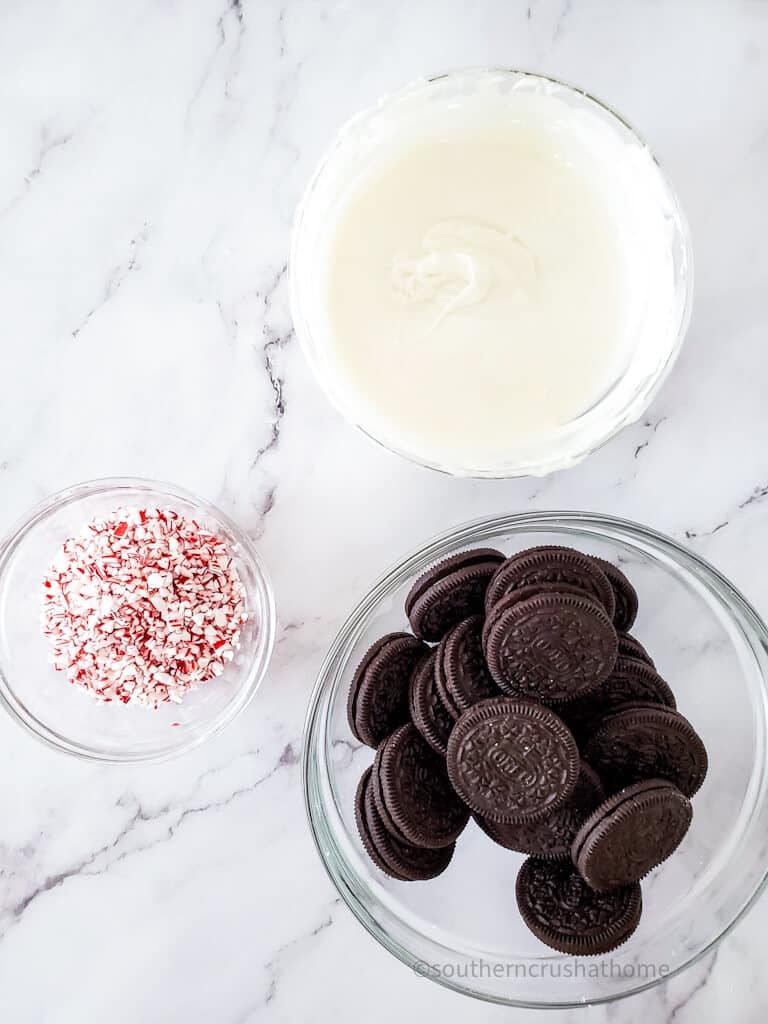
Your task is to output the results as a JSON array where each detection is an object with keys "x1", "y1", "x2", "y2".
[
  {"x1": 290, "y1": 69, "x2": 693, "y2": 478},
  {"x1": 0, "y1": 478, "x2": 276, "y2": 763},
  {"x1": 303, "y1": 512, "x2": 768, "y2": 1007}
]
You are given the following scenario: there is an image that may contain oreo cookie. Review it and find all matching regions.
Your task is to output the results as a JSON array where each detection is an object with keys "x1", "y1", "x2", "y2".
[
  {"x1": 584, "y1": 705, "x2": 708, "y2": 798},
  {"x1": 370, "y1": 753, "x2": 404, "y2": 839},
  {"x1": 484, "y1": 593, "x2": 618, "y2": 703},
  {"x1": 376, "y1": 723, "x2": 469, "y2": 848},
  {"x1": 355, "y1": 768, "x2": 400, "y2": 878},
  {"x1": 618, "y1": 632, "x2": 654, "y2": 667},
  {"x1": 572, "y1": 779, "x2": 692, "y2": 891},
  {"x1": 482, "y1": 582, "x2": 602, "y2": 651},
  {"x1": 355, "y1": 768, "x2": 454, "y2": 881},
  {"x1": 482, "y1": 546, "x2": 570, "y2": 612},
  {"x1": 433, "y1": 636, "x2": 461, "y2": 720},
  {"x1": 516, "y1": 857, "x2": 642, "y2": 955},
  {"x1": 347, "y1": 633, "x2": 428, "y2": 747},
  {"x1": 446, "y1": 698, "x2": 580, "y2": 823},
  {"x1": 475, "y1": 762, "x2": 604, "y2": 859},
  {"x1": 486, "y1": 547, "x2": 615, "y2": 620},
  {"x1": 409, "y1": 650, "x2": 455, "y2": 756},
  {"x1": 593, "y1": 558, "x2": 638, "y2": 632},
  {"x1": 555, "y1": 658, "x2": 676, "y2": 743},
  {"x1": 441, "y1": 615, "x2": 500, "y2": 713},
  {"x1": 406, "y1": 549, "x2": 504, "y2": 642}
]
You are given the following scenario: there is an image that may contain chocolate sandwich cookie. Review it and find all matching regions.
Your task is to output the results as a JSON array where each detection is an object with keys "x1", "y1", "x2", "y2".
[
  {"x1": 406, "y1": 548, "x2": 505, "y2": 642},
  {"x1": 446, "y1": 698, "x2": 580, "y2": 823},
  {"x1": 441, "y1": 615, "x2": 499, "y2": 714},
  {"x1": 572, "y1": 779, "x2": 692, "y2": 891},
  {"x1": 593, "y1": 558, "x2": 638, "y2": 632},
  {"x1": 609, "y1": 658, "x2": 675, "y2": 705},
  {"x1": 554, "y1": 658, "x2": 676, "y2": 743},
  {"x1": 347, "y1": 632, "x2": 428, "y2": 747},
  {"x1": 485, "y1": 547, "x2": 615, "y2": 621},
  {"x1": 475, "y1": 762, "x2": 605, "y2": 859},
  {"x1": 355, "y1": 768, "x2": 402, "y2": 878},
  {"x1": 484, "y1": 593, "x2": 618, "y2": 703},
  {"x1": 433, "y1": 635, "x2": 461, "y2": 720},
  {"x1": 584, "y1": 705, "x2": 708, "y2": 798},
  {"x1": 409, "y1": 650, "x2": 455, "y2": 756},
  {"x1": 482, "y1": 582, "x2": 602, "y2": 651},
  {"x1": 617, "y1": 632, "x2": 655, "y2": 667},
  {"x1": 482, "y1": 545, "x2": 577, "y2": 612},
  {"x1": 376, "y1": 723, "x2": 469, "y2": 848},
  {"x1": 355, "y1": 768, "x2": 455, "y2": 881},
  {"x1": 516, "y1": 857, "x2": 642, "y2": 955},
  {"x1": 370, "y1": 751, "x2": 403, "y2": 839}
]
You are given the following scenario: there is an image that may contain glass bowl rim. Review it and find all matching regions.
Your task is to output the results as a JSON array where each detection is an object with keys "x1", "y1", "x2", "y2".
[
  {"x1": 289, "y1": 66, "x2": 695, "y2": 479},
  {"x1": 0, "y1": 476, "x2": 277, "y2": 765},
  {"x1": 302, "y1": 510, "x2": 768, "y2": 1009}
]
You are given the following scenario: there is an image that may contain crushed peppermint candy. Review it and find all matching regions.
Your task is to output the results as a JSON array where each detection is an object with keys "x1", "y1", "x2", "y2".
[{"x1": 42, "y1": 507, "x2": 248, "y2": 708}]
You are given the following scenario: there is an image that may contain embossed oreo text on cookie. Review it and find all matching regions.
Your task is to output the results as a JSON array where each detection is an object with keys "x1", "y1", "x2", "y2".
[
  {"x1": 485, "y1": 593, "x2": 617, "y2": 703},
  {"x1": 446, "y1": 698, "x2": 580, "y2": 823}
]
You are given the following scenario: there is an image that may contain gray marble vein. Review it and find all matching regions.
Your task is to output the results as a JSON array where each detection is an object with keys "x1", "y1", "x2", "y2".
[
  {"x1": 1, "y1": 740, "x2": 300, "y2": 941},
  {"x1": 0, "y1": 128, "x2": 74, "y2": 222},
  {"x1": 71, "y1": 223, "x2": 149, "y2": 338}
]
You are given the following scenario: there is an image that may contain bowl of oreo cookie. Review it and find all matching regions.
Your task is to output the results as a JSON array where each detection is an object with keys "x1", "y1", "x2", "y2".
[{"x1": 303, "y1": 512, "x2": 768, "y2": 1007}]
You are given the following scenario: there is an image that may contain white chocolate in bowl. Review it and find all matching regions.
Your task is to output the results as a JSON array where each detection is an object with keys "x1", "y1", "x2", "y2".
[{"x1": 294, "y1": 73, "x2": 685, "y2": 475}]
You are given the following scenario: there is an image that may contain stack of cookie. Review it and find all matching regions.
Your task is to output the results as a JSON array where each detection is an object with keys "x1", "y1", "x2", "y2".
[{"x1": 348, "y1": 545, "x2": 708, "y2": 955}]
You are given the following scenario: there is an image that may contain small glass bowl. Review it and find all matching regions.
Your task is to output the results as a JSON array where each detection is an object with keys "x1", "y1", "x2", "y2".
[
  {"x1": 290, "y1": 69, "x2": 693, "y2": 478},
  {"x1": 303, "y1": 512, "x2": 768, "y2": 1007},
  {"x1": 0, "y1": 478, "x2": 276, "y2": 763}
]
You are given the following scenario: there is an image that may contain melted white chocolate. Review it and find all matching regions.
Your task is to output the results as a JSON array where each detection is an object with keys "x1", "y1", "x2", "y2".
[{"x1": 302, "y1": 74, "x2": 679, "y2": 473}]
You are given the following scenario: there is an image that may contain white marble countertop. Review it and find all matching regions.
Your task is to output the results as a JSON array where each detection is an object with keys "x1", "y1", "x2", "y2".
[{"x1": 1, "y1": 1, "x2": 767, "y2": 1020}]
